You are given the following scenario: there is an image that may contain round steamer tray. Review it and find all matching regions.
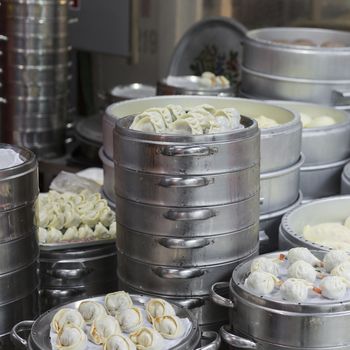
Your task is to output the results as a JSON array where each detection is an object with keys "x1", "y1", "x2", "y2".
[
  {"x1": 232, "y1": 250, "x2": 350, "y2": 311},
  {"x1": 11, "y1": 294, "x2": 214, "y2": 350}
]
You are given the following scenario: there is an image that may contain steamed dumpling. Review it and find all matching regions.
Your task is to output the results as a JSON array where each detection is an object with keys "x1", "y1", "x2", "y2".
[
  {"x1": 166, "y1": 104, "x2": 185, "y2": 119},
  {"x1": 144, "y1": 108, "x2": 174, "y2": 127},
  {"x1": 48, "y1": 210, "x2": 65, "y2": 230},
  {"x1": 51, "y1": 308, "x2": 85, "y2": 333},
  {"x1": 216, "y1": 75, "x2": 230, "y2": 88},
  {"x1": 62, "y1": 226, "x2": 79, "y2": 241},
  {"x1": 81, "y1": 209, "x2": 100, "y2": 227},
  {"x1": 89, "y1": 315, "x2": 122, "y2": 344},
  {"x1": 250, "y1": 257, "x2": 280, "y2": 276},
  {"x1": 331, "y1": 261, "x2": 350, "y2": 281},
  {"x1": 130, "y1": 112, "x2": 166, "y2": 133},
  {"x1": 254, "y1": 115, "x2": 279, "y2": 128},
  {"x1": 244, "y1": 271, "x2": 280, "y2": 295},
  {"x1": 280, "y1": 278, "x2": 311, "y2": 303},
  {"x1": 288, "y1": 260, "x2": 317, "y2": 283},
  {"x1": 78, "y1": 224, "x2": 94, "y2": 239},
  {"x1": 303, "y1": 223, "x2": 350, "y2": 246},
  {"x1": 109, "y1": 222, "x2": 117, "y2": 238},
  {"x1": 130, "y1": 327, "x2": 164, "y2": 350},
  {"x1": 169, "y1": 117, "x2": 203, "y2": 135},
  {"x1": 104, "y1": 334, "x2": 137, "y2": 350},
  {"x1": 78, "y1": 301, "x2": 106, "y2": 324},
  {"x1": 38, "y1": 227, "x2": 48, "y2": 243},
  {"x1": 323, "y1": 250, "x2": 350, "y2": 272},
  {"x1": 99, "y1": 207, "x2": 116, "y2": 227},
  {"x1": 319, "y1": 276, "x2": 349, "y2": 299},
  {"x1": 117, "y1": 307, "x2": 143, "y2": 333},
  {"x1": 153, "y1": 315, "x2": 184, "y2": 340},
  {"x1": 64, "y1": 208, "x2": 81, "y2": 228},
  {"x1": 46, "y1": 227, "x2": 63, "y2": 243},
  {"x1": 214, "y1": 108, "x2": 241, "y2": 129},
  {"x1": 307, "y1": 116, "x2": 336, "y2": 128},
  {"x1": 145, "y1": 298, "x2": 175, "y2": 322},
  {"x1": 105, "y1": 291, "x2": 133, "y2": 316},
  {"x1": 287, "y1": 247, "x2": 321, "y2": 267},
  {"x1": 94, "y1": 222, "x2": 110, "y2": 239},
  {"x1": 56, "y1": 324, "x2": 87, "y2": 350}
]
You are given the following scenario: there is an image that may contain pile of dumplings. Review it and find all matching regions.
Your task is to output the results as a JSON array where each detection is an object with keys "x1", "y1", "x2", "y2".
[
  {"x1": 36, "y1": 190, "x2": 117, "y2": 244},
  {"x1": 129, "y1": 104, "x2": 242, "y2": 135},
  {"x1": 50, "y1": 291, "x2": 186, "y2": 350},
  {"x1": 303, "y1": 216, "x2": 350, "y2": 251},
  {"x1": 244, "y1": 247, "x2": 350, "y2": 303},
  {"x1": 197, "y1": 71, "x2": 230, "y2": 89},
  {"x1": 300, "y1": 112, "x2": 337, "y2": 128}
]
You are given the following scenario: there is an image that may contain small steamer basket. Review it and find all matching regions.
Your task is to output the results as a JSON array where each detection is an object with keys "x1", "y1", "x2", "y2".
[
  {"x1": 11, "y1": 294, "x2": 221, "y2": 350},
  {"x1": 212, "y1": 250, "x2": 350, "y2": 349}
]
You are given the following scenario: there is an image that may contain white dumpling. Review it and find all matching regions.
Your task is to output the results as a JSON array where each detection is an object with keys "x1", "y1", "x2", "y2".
[
  {"x1": 78, "y1": 224, "x2": 94, "y2": 239},
  {"x1": 117, "y1": 307, "x2": 143, "y2": 333},
  {"x1": 300, "y1": 113, "x2": 312, "y2": 127},
  {"x1": 105, "y1": 291, "x2": 133, "y2": 316},
  {"x1": 307, "y1": 116, "x2": 336, "y2": 128},
  {"x1": 254, "y1": 115, "x2": 279, "y2": 129},
  {"x1": 169, "y1": 117, "x2": 203, "y2": 135},
  {"x1": 51, "y1": 308, "x2": 85, "y2": 333},
  {"x1": 81, "y1": 209, "x2": 100, "y2": 228},
  {"x1": 77, "y1": 201, "x2": 95, "y2": 214},
  {"x1": 37, "y1": 227, "x2": 48, "y2": 243},
  {"x1": 56, "y1": 324, "x2": 87, "y2": 350},
  {"x1": 216, "y1": 75, "x2": 230, "y2": 88},
  {"x1": 144, "y1": 108, "x2": 174, "y2": 127},
  {"x1": 319, "y1": 276, "x2": 348, "y2": 299},
  {"x1": 109, "y1": 222, "x2": 117, "y2": 238},
  {"x1": 192, "y1": 104, "x2": 216, "y2": 115},
  {"x1": 199, "y1": 72, "x2": 215, "y2": 88},
  {"x1": 99, "y1": 207, "x2": 116, "y2": 227},
  {"x1": 244, "y1": 271, "x2": 280, "y2": 295},
  {"x1": 166, "y1": 104, "x2": 185, "y2": 119},
  {"x1": 95, "y1": 199, "x2": 109, "y2": 211},
  {"x1": 46, "y1": 227, "x2": 63, "y2": 243},
  {"x1": 288, "y1": 260, "x2": 317, "y2": 283},
  {"x1": 130, "y1": 327, "x2": 164, "y2": 350},
  {"x1": 78, "y1": 301, "x2": 106, "y2": 324},
  {"x1": 104, "y1": 334, "x2": 137, "y2": 350},
  {"x1": 48, "y1": 210, "x2": 65, "y2": 230},
  {"x1": 62, "y1": 226, "x2": 79, "y2": 241},
  {"x1": 303, "y1": 223, "x2": 350, "y2": 245},
  {"x1": 215, "y1": 108, "x2": 241, "y2": 129},
  {"x1": 153, "y1": 315, "x2": 184, "y2": 340},
  {"x1": 280, "y1": 278, "x2": 311, "y2": 303},
  {"x1": 331, "y1": 261, "x2": 350, "y2": 281},
  {"x1": 324, "y1": 250, "x2": 350, "y2": 272},
  {"x1": 287, "y1": 248, "x2": 321, "y2": 267},
  {"x1": 64, "y1": 208, "x2": 81, "y2": 228},
  {"x1": 180, "y1": 111, "x2": 215, "y2": 131},
  {"x1": 89, "y1": 315, "x2": 122, "y2": 345},
  {"x1": 250, "y1": 257, "x2": 280, "y2": 276},
  {"x1": 145, "y1": 298, "x2": 175, "y2": 322},
  {"x1": 37, "y1": 207, "x2": 53, "y2": 227},
  {"x1": 94, "y1": 222, "x2": 110, "y2": 239},
  {"x1": 130, "y1": 112, "x2": 166, "y2": 133}
]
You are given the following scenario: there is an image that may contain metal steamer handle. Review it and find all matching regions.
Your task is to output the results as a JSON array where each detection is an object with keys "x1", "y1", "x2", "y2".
[
  {"x1": 40, "y1": 288, "x2": 85, "y2": 298},
  {"x1": 172, "y1": 298, "x2": 204, "y2": 309},
  {"x1": 158, "y1": 237, "x2": 210, "y2": 249},
  {"x1": 151, "y1": 267, "x2": 205, "y2": 279},
  {"x1": 333, "y1": 89, "x2": 350, "y2": 109},
  {"x1": 47, "y1": 261, "x2": 91, "y2": 279},
  {"x1": 161, "y1": 145, "x2": 217, "y2": 157},
  {"x1": 196, "y1": 331, "x2": 221, "y2": 350},
  {"x1": 11, "y1": 320, "x2": 34, "y2": 349},
  {"x1": 210, "y1": 282, "x2": 234, "y2": 308},
  {"x1": 220, "y1": 325, "x2": 257, "y2": 349},
  {"x1": 164, "y1": 209, "x2": 216, "y2": 221},
  {"x1": 259, "y1": 230, "x2": 270, "y2": 244},
  {"x1": 159, "y1": 176, "x2": 211, "y2": 188}
]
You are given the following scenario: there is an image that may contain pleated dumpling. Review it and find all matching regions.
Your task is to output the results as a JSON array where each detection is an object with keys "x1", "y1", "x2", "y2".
[
  {"x1": 37, "y1": 227, "x2": 48, "y2": 243},
  {"x1": 78, "y1": 301, "x2": 106, "y2": 324},
  {"x1": 166, "y1": 104, "x2": 185, "y2": 119},
  {"x1": 56, "y1": 324, "x2": 87, "y2": 350},
  {"x1": 130, "y1": 327, "x2": 164, "y2": 350},
  {"x1": 250, "y1": 257, "x2": 280, "y2": 276},
  {"x1": 280, "y1": 278, "x2": 311, "y2": 303},
  {"x1": 62, "y1": 226, "x2": 79, "y2": 241},
  {"x1": 105, "y1": 291, "x2": 133, "y2": 316},
  {"x1": 287, "y1": 260, "x2": 317, "y2": 283},
  {"x1": 287, "y1": 247, "x2": 321, "y2": 267},
  {"x1": 130, "y1": 112, "x2": 166, "y2": 133},
  {"x1": 104, "y1": 334, "x2": 137, "y2": 350},
  {"x1": 51, "y1": 308, "x2": 85, "y2": 333},
  {"x1": 78, "y1": 224, "x2": 94, "y2": 240},
  {"x1": 190, "y1": 104, "x2": 216, "y2": 115},
  {"x1": 318, "y1": 276, "x2": 349, "y2": 299},
  {"x1": 153, "y1": 315, "x2": 184, "y2": 340},
  {"x1": 331, "y1": 261, "x2": 350, "y2": 281},
  {"x1": 323, "y1": 250, "x2": 350, "y2": 272},
  {"x1": 178, "y1": 111, "x2": 214, "y2": 131},
  {"x1": 99, "y1": 207, "x2": 116, "y2": 227},
  {"x1": 63, "y1": 208, "x2": 81, "y2": 228},
  {"x1": 145, "y1": 298, "x2": 175, "y2": 322},
  {"x1": 169, "y1": 117, "x2": 203, "y2": 135},
  {"x1": 214, "y1": 108, "x2": 241, "y2": 129},
  {"x1": 89, "y1": 315, "x2": 122, "y2": 345},
  {"x1": 46, "y1": 227, "x2": 63, "y2": 243},
  {"x1": 94, "y1": 222, "x2": 110, "y2": 239},
  {"x1": 144, "y1": 108, "x2": 174, "y2": 127},
  {"x1": 109, "y1": 222, "x2": 117, "y2": 238},
  {"x1": 117, "y1": 307, "x2": 143, "y2": 333},
  {"x1": 244, "y1": 271, "x2": 280, "y2": 296},
  {"x1": 303, "y1": 223, "x2": 350, "y2": 246}
]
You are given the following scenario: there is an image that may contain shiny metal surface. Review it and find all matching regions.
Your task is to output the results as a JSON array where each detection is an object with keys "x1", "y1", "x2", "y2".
[
  {"x1": 118, "y1": 278, "x2": 228, "y2": 325},
  {"x1": 115, "y1": 193, "x2": 259, "y2": 236},
  {"x1": 3, "y1": 34, "x2": 68, "y2": 51},
  {"x1": 300, "y1": 157, "x2": 349, "y2": 200},
  {"x1": 268, "y1": 101, "x2": 350, "y2": 166},
  {"x1": 117, "y1": 247, "x2": 258, "y2": 297},
  {"x1": 11, "y1": 115, "x2": 65, "y2": 131},
  {"x1": 117, "y1": 222, "x2": 259, "y2": 266},
  {"x1": 260, "y1": 155, "x2": 303, "y2": 214},
  {"x1": 104, "y1": 95, "x2": 288, "y2": 161},
  {"x1": 107, "y1": 83, "x2": 156, "y2": 104},
  {"x1": 341, "y1": 162, "x2": 350, "y2": 194},
  {"x1": 280, "y1": 195, "x2": 350, "y2": 252},
  {"x1": 220, "y1": 326, "x2": 257, "y2": 349},
  {"x1": 115, "y1": 163, "x2": 259, "y2": 206},
  {"x1": 114, "y1": 114, "x2": 259, "y2": 175},
  {"x1": 241, "y1": 66, "x2": 350, "y2": 106},
  {"x1": 6, "y1": 80, "x2": 68, "y2": 98},
  {"x1": 99, "y1": 147, "x2": 115, "y2": 202},
  {"x1": 259, "y1": 191, "x2": 302, "y2": 254},
  {"x1": 244, "y1": 27, "x2": 350, "y2": 80}
]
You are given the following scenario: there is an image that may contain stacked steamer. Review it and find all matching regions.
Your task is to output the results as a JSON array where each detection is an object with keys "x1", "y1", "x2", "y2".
[
  {"x1": 0, "y1": 0, "x2": 70, "y2": 157},
  {"x1": 256, "y1": 107, "x2": 303, "y2": 253},
  {"x1": 0, "y1": 144, "x2": 39, "y2": 347},
  {"x1": 241, "y1": 27, "x2": 350, "y2": 108},
  {"x1": 100, "y1": 85, "x2": 156, "y2": 204},
  {"x1": 270, "y1": 102, "x2": 350, "y2": 201}
]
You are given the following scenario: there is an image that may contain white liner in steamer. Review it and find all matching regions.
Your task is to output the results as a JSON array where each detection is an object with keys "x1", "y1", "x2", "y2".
[
  {"x1": 0, "y1": 149, "x2": 24, "y2": 169},
  {"x1": 50, "y1": 296, "x2": 191, "y2": 350}
]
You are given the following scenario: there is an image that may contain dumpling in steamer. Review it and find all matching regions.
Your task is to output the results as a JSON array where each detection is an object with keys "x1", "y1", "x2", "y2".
[
  {"x1": 56, "y1": 324, "x2": 87, "y2": 350},
  {"x1": 254, "y1": 115, "x2": 279, "y2": 129},
  {"x1": 145, "y1": 298, "x2": 175, "y2": 322},
  {"x1": 287, "y1": 247, "x2": 321, "y2": 267},
  {"x1": 288, "y1": 260, "x2": 317, "y2": 283},
  {"x1": 166, "y1": 104, "x2": 184, "y2": 119},
  {"x1": 307, "y1": 116, "x2": 336, "y2": 128},
  {"x1": 317, "y1": 276, "x2": 349, "y2": 300},
  {"x1": 169, "y1": 117, "x2": 203, "y2": 135},
  {"x1": 130, "y1": 327, "x2": 164, "y2": 350},
  {"x1": 280, "y1": 278, "x2": 312, "y2": 303},
  {"x1": 303, "y1": 223, "x2": 350, "y2": 246},
  {"x1": 244, "y1": 271, "x2": 280, "y2": 295},
  {"x1": 78, "y1": 301, "x2": 106, "y2": 324},
  {"x1": 144, "y1": 108, "x2": 174, "y2": 127},
  {"x1": 153, "y1": 315, "x2": 184, "y2": 340},
  {"x1": 117, "y1": 307, "x2": 143, "y2": 333},
  {"x1": 214, "y1": 108, "x2": 241, "y2": 129},
  {"x1": 331, "y1": 261, "x2": 350, "y2": 281},
  {"x1": 323, "y1": 250, "x2": 350, "y2": 272},
  {"x1": 104, "y1": 334, "x2": 137, "y2": 350},
  {"x1": 89, "y1": 315, "x2": 122, "y2": 344},
  {"x1": 105, "y1": 291, "x2": 133, "y2": 316},
  {"x1": 130, "y1": 112, "x2": 166, "y2": 133},
  {"x1": 51, "y1": 308, "x2": 85, "y2": 334},
  {"x1": 250, "y1": 257, "x2": 280, "y2": 276}
]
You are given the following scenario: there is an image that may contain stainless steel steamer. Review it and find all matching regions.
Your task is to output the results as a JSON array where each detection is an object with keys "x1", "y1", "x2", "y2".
[
  {"x1": 212, "y1": 251, "x2": 350, "y2": 349},
  {"x1": 11, "y1": 295, "x2": 221, "y2": 350},
  {"x1": 341, "y1": 162, "x2": 350, "y2": 194}
]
